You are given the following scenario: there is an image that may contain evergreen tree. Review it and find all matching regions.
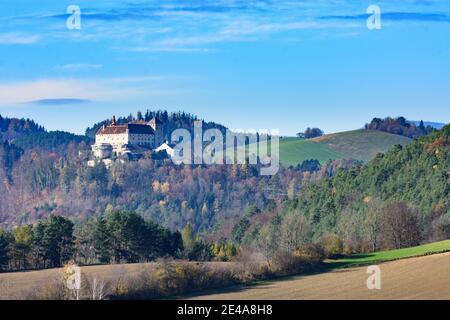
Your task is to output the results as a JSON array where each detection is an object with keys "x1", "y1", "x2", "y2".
[{"x1": 0, "y1": 229, "x2": 10, "y2": 271}]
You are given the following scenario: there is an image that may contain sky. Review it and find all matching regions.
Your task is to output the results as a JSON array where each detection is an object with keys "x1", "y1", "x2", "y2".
[{"x1": 0, "y1": 0, "x2": 450, "y2": 136}]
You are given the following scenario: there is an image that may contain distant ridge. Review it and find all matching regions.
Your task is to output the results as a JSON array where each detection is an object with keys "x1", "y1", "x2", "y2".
[{"x1": 411, "y1": 121, "x2": 446, "y2": 130}]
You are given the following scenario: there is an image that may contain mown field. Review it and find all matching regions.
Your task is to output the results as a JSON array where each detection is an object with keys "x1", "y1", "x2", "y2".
[
  {"x1": 2, "y1": 240, "x2": 450, "y2": 300},
  {"x1": 191, "y1": 252, "x2": 450, "y2": 300},
  {"x1": 191, "y1": 241, "x2": 450, "y2": 300},
  {"x1": 223, "y1": 129, "x2": 411, "y2": 167}
]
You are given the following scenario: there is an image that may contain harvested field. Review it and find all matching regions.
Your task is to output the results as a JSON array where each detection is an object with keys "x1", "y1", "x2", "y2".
[{"x1": 190, "y1": 252, "x2": 450, "y2": 300}]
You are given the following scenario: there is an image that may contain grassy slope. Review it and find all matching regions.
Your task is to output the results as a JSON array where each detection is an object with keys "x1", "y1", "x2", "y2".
[
  {"x1": 313, "y1": 129, "x2": 412, "y2": 163},
  {"x1": 222, "y1": 130, "x2": 411, "y2": 167},
  {"x1": 279, "y1": 130, "x2": 411, "y2": 166},
  {"x1": 326, "y1": 239, "x2": 450, "y2": 269},
  {"x1": 278, "y1": 137, "x2": 343, "y2": 166},
  {"x1": 220, "y1": 137, "x2": 343, "y2": 167}
]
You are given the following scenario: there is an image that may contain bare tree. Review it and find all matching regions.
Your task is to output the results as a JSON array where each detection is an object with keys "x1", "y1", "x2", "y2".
[
  {"x1": 382, "y1": 202, "x2": 422, "y2": 249},
  {"x1": 88, "y1": 277, "x2": 110, "y2": 300},
  {"x1": 279, "y1": 212, "x2": 311, "y2": 253}
]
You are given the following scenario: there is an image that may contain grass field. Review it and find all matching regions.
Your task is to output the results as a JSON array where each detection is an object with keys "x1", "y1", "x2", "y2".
[
  {"x1": 313, "y1": 129, "x2": 412, "y2": 163},
  {"x1": 326, "y1": 239, "x2": 450, "y2": 269},
  {"x1": 222, "y1": 129, "x2": 411, "y2": 167}
]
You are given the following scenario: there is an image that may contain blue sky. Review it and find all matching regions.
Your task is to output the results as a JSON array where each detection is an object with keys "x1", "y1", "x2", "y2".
[{"x1": 0, "y1": 0, "x2": 450, "y2": 135}]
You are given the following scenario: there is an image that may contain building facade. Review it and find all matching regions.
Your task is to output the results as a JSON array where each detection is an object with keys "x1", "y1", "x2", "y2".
[{"x1": 91, "y1": 116, "x2": 164, "y2": 158}]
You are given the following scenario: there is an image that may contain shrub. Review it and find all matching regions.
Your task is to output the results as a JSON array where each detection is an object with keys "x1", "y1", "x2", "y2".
[{"x1": 321, "y1": 234, "x2": 344, "y2": 258}]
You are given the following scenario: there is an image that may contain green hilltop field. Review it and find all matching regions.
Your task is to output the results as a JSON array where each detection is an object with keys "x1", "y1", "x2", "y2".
[{"x1": 224, "y1": 129, "x2": 412, "y2": 167}]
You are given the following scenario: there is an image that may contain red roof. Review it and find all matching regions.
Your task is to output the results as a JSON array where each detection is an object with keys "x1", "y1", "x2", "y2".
[{"x1": 97, "y1": 123, "x2": 155, "y2": 135}]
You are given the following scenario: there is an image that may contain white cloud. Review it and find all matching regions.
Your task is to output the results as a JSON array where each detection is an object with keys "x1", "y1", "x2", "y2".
[
  {"x1": 0, "y1": 33, "x2": 41, "y2": 45},
  {"x1": 126, "y1": 46, "x2": 213, "y2": 53},
  {"x1": 0, "y1": 76, "x2": 188, "y2": 106},
  {"x1": 55, "y1": 63, "x2": 103, "y2": 71}
]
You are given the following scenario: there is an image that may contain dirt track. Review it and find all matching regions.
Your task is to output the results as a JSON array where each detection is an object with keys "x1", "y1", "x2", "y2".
[{"x1": 190, "y1": 252, "x2": 450, "y2": 300}]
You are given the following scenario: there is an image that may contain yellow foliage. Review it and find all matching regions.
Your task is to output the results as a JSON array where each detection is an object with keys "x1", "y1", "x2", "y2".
[
  {"x1": 161, "y1": 182, "x2": 170, "y2": 194},
  {"x1": 152, "y1": 180, "x2": 160, "y2": 192}
]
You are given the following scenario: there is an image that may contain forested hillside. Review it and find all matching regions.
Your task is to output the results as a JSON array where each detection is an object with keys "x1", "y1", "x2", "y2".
[
  {"x1": 0, "y1": 111, "x2": 358, "y2": 233},
  {"x1": 243, "y1": 124, "x2": 450, "y2": 258},
  {"x1": 0, "y1": 115, "x2": 44, "y2": 142}
]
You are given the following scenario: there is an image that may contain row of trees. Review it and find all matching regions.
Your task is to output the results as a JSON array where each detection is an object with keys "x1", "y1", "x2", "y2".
[
  {"x1": 0, "y1": 212, "x2": 183, "y2": 272},
  {"x1": 296, "y1": 128, "x2": 324, "y2": 139},
  {"x1": 365, "y1": 117, "x2": 435, "y2": 138}
]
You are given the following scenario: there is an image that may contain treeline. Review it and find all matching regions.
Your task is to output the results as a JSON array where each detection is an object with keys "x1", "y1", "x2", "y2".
[
  {"x1": 296, "y1": 128, "x2": 324, "y2": 139},
  {"x1": 85, "y1": 110, "x2": 228, "y2": 140},
  {"x1": 12, "y1": 131, "x2": 91, "y2": 153},
  {"x1": 0, "y1": 114, "x2": 45, "y2": 142},
  {"x1": 0, "y1": 212, "x2": 183, "y2": 272},
  {"x1": 365, "y1": 116, "x2": 435, "y2": 138},
  {"x1": 240, "y1": 124, "x2": 450, "y2": 257}
]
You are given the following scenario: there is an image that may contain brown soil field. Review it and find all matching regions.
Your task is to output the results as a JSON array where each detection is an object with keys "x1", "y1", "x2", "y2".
[
  {"x1": 0, "y1": 263, "x2": 157, "y2": 299},
  {"x1": 190, "y1": 252, "x2": 450, "y2": 300},
  {"x1": 2, "y1": 253, "x2": 450, "y2": 299}
]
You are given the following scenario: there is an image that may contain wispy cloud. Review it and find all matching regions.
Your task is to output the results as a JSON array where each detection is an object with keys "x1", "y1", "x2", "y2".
[
  {"x1": 0, "y1": 33, "x2": 41, "y2": 45},
  {"x1": 55, "y1": 63, "x2": 103, "y2": 71},
  {"x1": 126, "y1": 46, "x2": 213, "y2": 53},
  {"x1": 25, "y1": 98, "x2": 91, "y2": 105},
  {"x1": 320, "y1": 12, "x2": 450, "y2": 22},
  {"x1": 0, "y1": 76, "x2": 188, "y2": 107}
]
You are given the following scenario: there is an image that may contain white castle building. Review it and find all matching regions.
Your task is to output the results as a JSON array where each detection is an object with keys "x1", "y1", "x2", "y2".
[{"x1": 91, "y1": 116, "x2": 164, "y2": 159}]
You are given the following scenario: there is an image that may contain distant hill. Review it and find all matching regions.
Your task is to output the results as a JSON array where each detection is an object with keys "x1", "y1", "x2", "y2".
[
  {"x1": 222, "y1": 129, "x2": 411, "y2": 167},
  {"x1": 291, "y1": 123, "x2": 450, "y2": 241},
  {"x1": 411, "y1": 121, "x2": 446, "y2": 130},
  {"x1": 312, "y1": 129, "x2": 412, "y2": 163},
  {"x1": 0, "y1": 114, "x2": 44, "y2": 142}
]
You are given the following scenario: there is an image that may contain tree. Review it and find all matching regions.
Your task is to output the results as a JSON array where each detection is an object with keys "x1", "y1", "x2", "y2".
[
  {"x1": 0, "y1": 229, "x2": 10, "y2": 271},
  {"x1": 12, "y1": 224, "x2": 33, "y2": 270},
  {"x1": 297, "y1": 159, "x2": 321, "y2": 173},
  {"x1": 364, "y1": 200, "x2": 383, "y2": 252},
  {"x1": 303, "y1": 128, "x2": 324, "y2": 139},
  {"x1": 93, "y1": 218, "x2": 112, "y2": 264},
  {"x1": 33, "y1": 216, "x2": 75, "y2": 268},
  {"x1": 381, "y1": 203, "x2": 422, "y2": 249},
  {"x1": 279, "y1": 212, "x2": 311, "y2": 253},
  {"x1": 74, "y1": 219, "x2": 97, "y2": 265},
  {"x1": 181, "y1": 224, "x2": 196, "y2": 253},
  {"x1": 231, "y1": 217, "x2": 250, "y2": 244}
]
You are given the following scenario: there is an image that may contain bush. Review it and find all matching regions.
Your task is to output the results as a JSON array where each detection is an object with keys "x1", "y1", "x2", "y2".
[
  {"x1": 111, "y1": 260, "x2": 240, "y2": 299},
  {"x1": 321, "y1": 234, "x2": 344, "y2": 258}
]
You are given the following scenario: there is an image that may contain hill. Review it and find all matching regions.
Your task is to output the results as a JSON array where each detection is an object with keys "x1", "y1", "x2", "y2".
[
  {"x1": 224, "y1": 130, "x2": 411, "y2": 167},
  {"x1": 278, "y1": 124, "x2": 450, "y2": 247},
  {"x1": 240, "y1": 137, "x2": 344, "y2": 167},
  {"x1": 412, "y1": 121, "x2": 446, "y2": 130},
  {"x1": 312, "y1": 129, "x2": 412, "y2": 163},
  {"x1": 0, "y1": 114, "x2": 44, "y2": 142}
]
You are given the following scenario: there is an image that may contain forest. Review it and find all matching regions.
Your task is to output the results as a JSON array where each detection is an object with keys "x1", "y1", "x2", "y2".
[
  {"x1": 0, "y1": 112, "x2": 449, "y2": 275},
  {"x1": 241, "y1": 124, "x2": 450, "y2": 258}
]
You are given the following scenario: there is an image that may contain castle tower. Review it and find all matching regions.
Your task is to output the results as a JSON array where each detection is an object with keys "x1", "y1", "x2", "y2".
[{"x1": 148, "y1": 117, "x2": 163, "y2": 147}]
